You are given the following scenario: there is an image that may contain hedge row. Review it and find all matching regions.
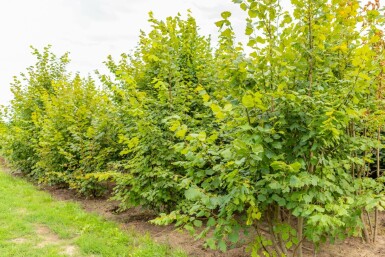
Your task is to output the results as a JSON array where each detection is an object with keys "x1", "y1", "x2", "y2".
[{"x1": 2, "y1": 1, "x2": 385, "y2": 255}]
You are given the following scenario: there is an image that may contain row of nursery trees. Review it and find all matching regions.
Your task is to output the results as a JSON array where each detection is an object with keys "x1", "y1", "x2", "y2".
[{"x1": 1, "y1": 0, "x2": 385, "y2": 256}]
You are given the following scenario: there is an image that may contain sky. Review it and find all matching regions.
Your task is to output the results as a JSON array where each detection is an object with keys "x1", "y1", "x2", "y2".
[
  {"x1": 0, "y1": 0, "x2": 383, "y2": 106},
  {"x1": 0, "y1": 0, "x2": 250, "y2": 106}
]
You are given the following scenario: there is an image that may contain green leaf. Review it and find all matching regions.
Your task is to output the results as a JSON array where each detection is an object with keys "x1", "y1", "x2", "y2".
[
  {"x1": 185, "y1": 187, "x2": 201, "y2": 201},
  {"x1": 215, "y1": 20, "x2": 225, "y2": 28},
  {"x1": 253, "y1": 212, "x2": 262, "y2": 220},
  {"x1": 221, "y1": 149, "x2": 232, "y2": 160},
  {"x1": 252, "y1": 144, "x2": 264, "y2": 155},
  {"x1": 248, "y1": 10, "x2": 258, "y2": 18},
  {"x1": 303, "y1": 194, "x2": 313, "y2": 203},
  {"x1": 286, "y1": 241, "x2": 293, "y2": 249},
  {"x1": 193, "y1": 219, "x2": 203, "y2": 228},
  {"x1": 272, "y1": 194, "x2": 286, "y2": 206},
  {"x1": 242, "y1": 94, "x2": 254, "y2": 108},
  {"x1": 258, "y1": 194, "x2": 267, "y2": 201},
  {"x1": 206, "y1": 238, "x2": 216, "y2": 250},
  {"x1": 228, "y1": 231, "x2": 239, "y2": 243},
  {"x1": 272, "y1": 142, "x2": 282, "y2": 149},
  {"x1": 240, "y1": 3, "x2": 248, "y2": 11},
  {"x1": 221, "y1": 11, "x2": 232, "y2": 19},
  {"x1": 169, "y1": 120, "x2": 180, "y2": 132},
  {"x1": 198, "y1": 131, "x2": 206, "y2": 142},
  {"x1": 245, "y1": 25, "x2": 253, "y2": 36},
  {"x1": 289, "y1": 176, "x2": 302, "y2": 188},
  {"x1": 281, "y1": 232, "x2": 289, "y2": 241},
  {"x1": 271, "y1": 161, "x2": 286, "y2": 171},
  {"x1": 176, "y1": 126, "x2": 187, "y2": 139},
  {"x1": 218, "y1": 240, "x2": 227, "y2": 252},
  {"x1": 221, "y1": 28, "x2": 232, "y2": 38},
  {"x1": 207, "y1": 217, "x2": 216, "y2": 227},
  {"x1": 289, "y1": 162, "x2": 301, "y2": 173}
]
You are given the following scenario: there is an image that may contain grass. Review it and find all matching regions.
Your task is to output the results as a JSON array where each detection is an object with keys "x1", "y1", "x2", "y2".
[{"x1": 0, "y1": 167, "x2": 188, "y2": 257}]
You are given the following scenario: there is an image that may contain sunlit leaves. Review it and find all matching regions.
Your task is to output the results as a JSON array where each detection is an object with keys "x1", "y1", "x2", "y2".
[
  {"x1": 221, "y1": 11, "x2": 232, "y2": 19},
  {"x1": 242, "y1": 94, "x2": 254, "y2": 108},
  {"x1": 3, "y1": 1, "x2": 385, "y2": 255}
]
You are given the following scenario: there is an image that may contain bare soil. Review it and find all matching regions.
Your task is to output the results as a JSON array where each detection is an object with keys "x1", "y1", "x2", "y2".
[
  {"x1": 2, "y1": 157, "x2": 385, "y2": 257},
  {"x1": 36, "y1": 183, "x2": 385, "y2": 257},
  {"x1": 8, "y1": 224, "x2": 79, "y2": 256},
  {"x1": 9, "y1": 237, "x2": 28, "y2": 244},
  {"x1": 38, "y1": 185, "x2": 247, "y2": 257},
  {"x1": 35, "y1": 224, "x2": 79, "y2": 256}
]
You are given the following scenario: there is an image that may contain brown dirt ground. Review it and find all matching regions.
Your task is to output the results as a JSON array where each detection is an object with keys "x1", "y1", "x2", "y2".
[
  {"x1": 37, "y1": 184, "x2": 385, "y2": 257},
  {"x1": 39, "y1": 185, "x2": 248, "y2": 257},
  {"x1": 8, "y1": 224, "x2": 79, "y2": 256},
  {"x1": 2, "y1": 158, "x2": 385, "y2": 257},
  {"x1": 35, "y1": 224, "x2": 79, "y2": 256}
]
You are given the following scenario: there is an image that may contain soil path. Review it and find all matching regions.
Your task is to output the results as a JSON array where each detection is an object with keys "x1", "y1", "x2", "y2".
[
  {"x1": 40, "y1": 185, "x2": 245, "y2": 257},
  {"x1": 2, "y1": 157, "x2": 385, "y2": 257},
  {"x1": 39, "y1": 184, "x2": 385, "y2": 257}
]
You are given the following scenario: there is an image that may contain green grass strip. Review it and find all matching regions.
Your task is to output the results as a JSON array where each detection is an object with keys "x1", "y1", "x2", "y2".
[{"x1": 0, "y1": 168, "x2": 187, "y2": 257}]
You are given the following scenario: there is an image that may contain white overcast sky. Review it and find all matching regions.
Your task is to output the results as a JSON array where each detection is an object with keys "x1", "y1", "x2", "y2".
[
  {"x1": 0, "y1": 0, "x2": 382, "y2": 106},
  {"x1": 0, "y1": 0, "x2": 250, "y2": 106}
]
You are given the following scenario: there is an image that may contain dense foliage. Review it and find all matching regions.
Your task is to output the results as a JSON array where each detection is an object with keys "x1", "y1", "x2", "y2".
[{"x1": 1, "y1": 1, "x2": 385, "y2": 256}]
